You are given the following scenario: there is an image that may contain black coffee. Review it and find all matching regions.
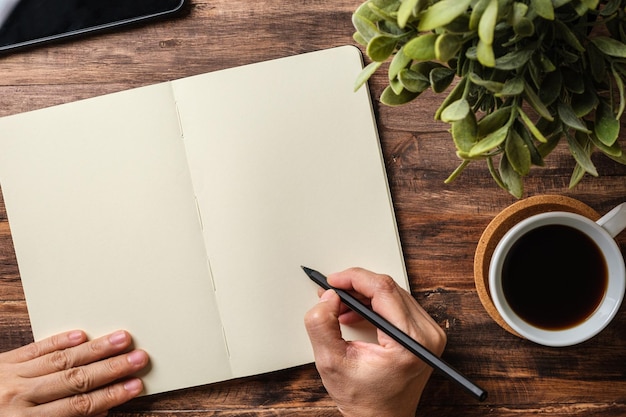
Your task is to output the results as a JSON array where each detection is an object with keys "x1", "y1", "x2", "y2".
[{"x1": 502, "y1": 224, "x2": 608, "y2": 330}]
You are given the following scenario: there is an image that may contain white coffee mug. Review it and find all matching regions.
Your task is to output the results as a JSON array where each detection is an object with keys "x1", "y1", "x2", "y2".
[{"x1": 489, "y1": 203, "x2": 626, "y2": 347}]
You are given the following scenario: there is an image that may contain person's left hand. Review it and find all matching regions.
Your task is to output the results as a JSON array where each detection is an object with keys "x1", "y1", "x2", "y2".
[{"x1": 0, "y1": 329, "x2": 149, "y2": 417}]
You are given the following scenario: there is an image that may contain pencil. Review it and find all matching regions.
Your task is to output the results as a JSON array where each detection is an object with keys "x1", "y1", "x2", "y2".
[{"x1": 302, "y1": 266, "x2": 487, "y2": 402}]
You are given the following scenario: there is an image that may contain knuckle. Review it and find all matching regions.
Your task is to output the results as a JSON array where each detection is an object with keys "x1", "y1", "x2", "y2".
[
  {"x1": 64, "y1": 367, "x2": 93, "y2": 393},
  {"x1": 303, "y1": 308, "x2": 323, "y2": 327},
  {"x1": 374, "y1": 273, "x2": 397, "y2": 293},
  {"x1": 104, "y1": 356, "x2": 127, "y2": 379},
  {"x1": 48, "y1": 349, "x2": 73, "y2": 371},
  {"x1": 87, "y1": 338, "x2": 105, "y2": 356},
  {"x1": 432, "y1": 325, "x2": 448, "y2": 353},
  {"x1": 314, "y1": 354, "x2": 340, "y2": 375},
  {"x1": 21, "y1": 342, "x2": 44, "y2": 361},
  {"x1": 0, "y1": 384, "x2": 21, "y2": 405},
  {"x1": 69, "y1": 393, "x2": 97, "y2": 416},
  {"x1": 103, "y1": 382, "x2": 121, "y2": 403}
]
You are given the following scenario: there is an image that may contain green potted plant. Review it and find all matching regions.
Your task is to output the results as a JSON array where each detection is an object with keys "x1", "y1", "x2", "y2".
[{"x1": 353, "y1": 0, "x2": 626, "y2": 197}]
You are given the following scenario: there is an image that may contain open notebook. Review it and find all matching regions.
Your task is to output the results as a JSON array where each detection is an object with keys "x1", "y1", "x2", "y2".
[{"x1": 0, "y1": 46, "x2": 408, "y2": 395}]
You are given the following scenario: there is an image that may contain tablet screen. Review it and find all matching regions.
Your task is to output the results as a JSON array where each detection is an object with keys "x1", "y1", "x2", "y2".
[{"x1": 0, "y1": 0, "x2": 186, "y2": 52}]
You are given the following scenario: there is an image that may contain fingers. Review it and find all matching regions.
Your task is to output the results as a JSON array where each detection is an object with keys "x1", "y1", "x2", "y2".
[
  {"x1": 39, "y1": 377, "x2": 144, "y2": 417},
  {"x1": 20, "y1": 330, "x2": 135, "y2": 378},
  {"x1": 304, "y1": 289, "x2": 348, "y2": 368},
  {"x1": 0, "y1": 329, "x2": 149, "y2": 417},
  {"x1": 2, "y1": 330, "x2": 88, "y2": 363},
  {"x1": 31, "y1": 348, "x2": 149, "y2": 404},
  {"x1": 327, "y1": 268, "x2": 419, "y2": 324},
  {"x1": 327, "y1": 268, "x2": 446, "y2": 354}
]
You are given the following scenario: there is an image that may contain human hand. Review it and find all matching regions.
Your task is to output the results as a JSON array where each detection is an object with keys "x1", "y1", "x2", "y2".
[
  {"x1": 0, "y1": 329, "x2": 149, "y2": 417},
  {"x1": 304, "y1": 268, "x2": 446, "y2": 417}
]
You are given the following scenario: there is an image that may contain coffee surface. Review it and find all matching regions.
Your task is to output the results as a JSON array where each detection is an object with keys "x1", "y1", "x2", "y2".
[{"x1": 502, "y1": 224, "x2": 607, "y2": 330}]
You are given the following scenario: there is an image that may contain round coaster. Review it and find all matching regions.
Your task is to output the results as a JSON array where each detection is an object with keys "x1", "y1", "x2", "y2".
[{"x1": 474, "y1": 195, "x2": 600, "y2": 337}]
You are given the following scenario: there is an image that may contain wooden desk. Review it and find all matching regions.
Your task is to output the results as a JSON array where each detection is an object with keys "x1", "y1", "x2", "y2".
[{"x1": 1, "y1": 1, "x2": 625, "y2": 415}]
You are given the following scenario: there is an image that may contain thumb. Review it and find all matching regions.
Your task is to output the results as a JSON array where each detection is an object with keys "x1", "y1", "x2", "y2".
[{"x1": 304, "y1": 290, "x2": 348, "y2": 363}]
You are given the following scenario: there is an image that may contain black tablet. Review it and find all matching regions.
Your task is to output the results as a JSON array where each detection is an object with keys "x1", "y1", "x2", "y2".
[{"x1": 0, "y1": 0, "x2": 187, "y2": 53}]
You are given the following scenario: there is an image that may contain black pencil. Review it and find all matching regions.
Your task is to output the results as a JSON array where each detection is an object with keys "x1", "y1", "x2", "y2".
[{"x1": 302, "y1": 266, "x2": 487, "y2": 402}]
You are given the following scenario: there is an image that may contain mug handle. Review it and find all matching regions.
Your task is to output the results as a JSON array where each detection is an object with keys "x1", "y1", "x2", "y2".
[{"x1": 597, "y1": 202, "x2": 626, "y2": 238}]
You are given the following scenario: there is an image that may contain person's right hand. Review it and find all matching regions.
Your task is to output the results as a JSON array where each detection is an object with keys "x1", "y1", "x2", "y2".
[
  {"x1": 304, "y1": 267, "x2": 447, "y2": 417},
  {"x1": 0, "y1": 329, "x2": 149, "y2": 417}
]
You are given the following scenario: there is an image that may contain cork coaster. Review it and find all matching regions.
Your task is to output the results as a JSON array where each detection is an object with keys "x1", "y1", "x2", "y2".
[{"x1": 474, "y1": 195, "x2": 600, "y2": 337}]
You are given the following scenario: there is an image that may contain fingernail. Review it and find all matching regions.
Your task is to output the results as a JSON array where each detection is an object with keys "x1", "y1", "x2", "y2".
[
  {"x1": 68, "y1": 331, "x2": 84, "y2": 341},
  {"x1": 123, "y1": 378, "x2": 143, "y2": 393},
  {"x1": 108, "y1": 330, "x2": 128, "y2": 345},
  {"x1": 127, "y1": 350, "x2": 147, "y2": 366},
  {"x1": 319, "y1": 289, "x2": 336, "y2": 302}
]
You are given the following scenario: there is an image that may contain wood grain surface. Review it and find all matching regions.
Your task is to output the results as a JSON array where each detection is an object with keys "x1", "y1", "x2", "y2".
[{"x1": 1, "y1": 1, "x2": 625, "y2": 415}]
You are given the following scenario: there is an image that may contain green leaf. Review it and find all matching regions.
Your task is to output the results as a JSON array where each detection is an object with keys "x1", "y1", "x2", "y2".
[
  {"x1": 494, "y1": 45, "x2": 535, "y2": 70},
  {"x1": 600, "y1": 0, "x2": 621, "y2": 16},
  {"x1": 352, "y1": 13, "x2": 380, "y2": 43},
  {"x1": 505, "y1": 129, "x2": 531, "y2": 175},
  {"x1": 469, "y1": 123, "x2": 510, "y2": 156},
  {"x1": 511, "y1": 2, "x2": 528, "y2": 26},
  {"x1": 569, "y1": 131, "x2": 598, "y2": 188},
  {"x1": 469, "y1": 72, "x2": 504, "y2": 93},
  {"x1": 477, "y1": 106, "x2": 512, "y2": 137},
  {"x1": 524, "y1": 81, "x2": 554, "y2": 121},
  {"x1": 612, "y1": 67, "x2": 626, "y2": 119},
  {"x1": 552, "y1": 0, "x2": 573, "y2": 8},
  {"x1": 451, "y1": 111, "x2": 478, "y2": 152},
  {"x1": 517, "y1": 122, "x2": 545, "y2": 166},
  {"x1": 368, "y1": 1, "x2": 400, "y2": 22},
  {"x1": 418, "y1": 0, "x2": 472, "y2": 32},
  {"x1": 398, "y1": 0, "x2": 420, "y2": 28},
  {"x1": 537, "y1": 127, "x2": 563, "y2": 158},
  {"x1": 562, "y1": 67, "x2": 585, "y2": 94},
  {"x1": 499, "y1": 153, "x2": 524, "y2": 198},
  {"x1": 353, "y1": 31, "x2": 368, "y2": 46},
  {"x1": 487, "y1": 156, "x2": 507, "y2": 191},
  {"x1": 435, "y1": 77, "x2": 466, "y2": 120},
  {"x1": 594, "y1": 100, "x2": 620, "y2": 146},
  {"x1": 354, "y1": 1, "x2": 380, "y2": 21},
  {"x1": 410, "y1": 61, "x2": 443, "y2": 74},
  {"x1": 518, "y1": 108, "x2": 548, "y2": 143},
  {"x1": 570, "y1": 161, "x2": 587, "y2": 188},
  {"x1": 477, "y1": 39, "x2": 495, "y2": 67},
  {"x1": 538, "y1": 69, "x2": 561, "y2": 105},
  {"x1": 478, "y1": 0, "x2": 498, "y2": 45},
  {"x1": 531, "y1": 0, "x2": 554, "y2": 19},
  {"x1": 470, "y1": 0, "x2": 490, "y2": 30},
  {"x1": 587, "y1": 43, "x2": 607, "y2": 83},
  {"x1": 567, "y1": 131, "x2": 598, "y2": 176},
  {"x1": 404, "y1": 33, "x2": 437, "y2": 61},
  {"x1": 554, "y1": 20, "x2": 584, "y2": 52},
  {"x1": 380, "y1": 85, "x2": 421, "y2": 106},
  {"x1": 571, "y1": 88, "x2": 599, "y2": 117},
  {"x1": 398, "y1": 68, "x2": 430, "y2": 92},
  {"x1": 390, "y1": 77, "x2": 404, "y2": 95},
  {"x1": 435, "y1": 34, "x2": 463, "y2": 62},
  {"x1": 513, "y1": 18, "x2": 534, "y2": 38},
  {"x1": 389, "y1": 48, "x2": 412, "y2": 81},
  {"x1": 429, "y1": 67, "x2": 455, "y2": 93},
  {"x1": 591, "y1": 37, "x2": 626, "y2": 58},
  {"x1": 354, "y1": 61, "x2": 383, "y2": 91},
  {"x1": 589, "y1": 131, "x2": 623, "y2": 157},
  {"x1": 441, "y1": 98, "x2": 470, "y2": 122},
  {"x1": 558, "y1": 101, "x2": 591, "y2": 132},
  {"x1": 495, "y1": 77, "x2": 524, "y2": 97},
  {"x1": 367, "y1": 35, "x2": 398, "y2": 62},
  {"x1": 608, "y1": 148, "x2": 626, "y2": 165}
]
